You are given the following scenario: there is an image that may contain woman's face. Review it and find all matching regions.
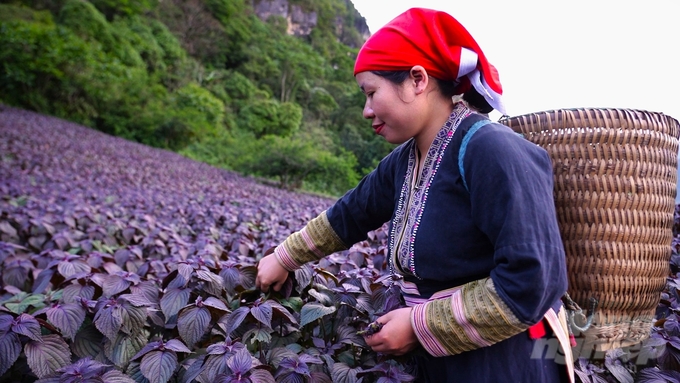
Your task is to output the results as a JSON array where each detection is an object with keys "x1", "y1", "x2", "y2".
[{"x1": 355, "y1": 71, "x2": 421, "y2": 145}]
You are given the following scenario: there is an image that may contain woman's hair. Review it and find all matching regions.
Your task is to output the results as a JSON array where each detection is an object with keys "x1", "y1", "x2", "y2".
[{"x1": 371, "y1": 70, "x2": 493, "y2": 114}]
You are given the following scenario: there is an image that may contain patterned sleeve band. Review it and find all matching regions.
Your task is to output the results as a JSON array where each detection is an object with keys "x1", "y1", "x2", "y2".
[
  {"x1": 410, "y1": 277, "x2": 529, "y2": 357},
  {"x1": 274, "y1": 210, "x2": 348, "y2": 271}
]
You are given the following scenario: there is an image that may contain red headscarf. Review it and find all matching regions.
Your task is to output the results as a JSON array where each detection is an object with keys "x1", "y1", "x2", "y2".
[{"x1": 354, "y1": 8, "x2": 506, "y2": 114}]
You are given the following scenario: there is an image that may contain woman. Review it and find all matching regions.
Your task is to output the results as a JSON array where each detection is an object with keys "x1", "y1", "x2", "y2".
[{"x1": 256, "y1": 7, "x2": 572, "y2": 382}]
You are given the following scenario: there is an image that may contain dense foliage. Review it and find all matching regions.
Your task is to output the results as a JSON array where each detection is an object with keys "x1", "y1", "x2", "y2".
[
  {"x1": 0, "y1": 0, "x2": 392, "y2": 196},
  {"x1": 1, "y1": 108, "x2": 679, "y2": 381}
]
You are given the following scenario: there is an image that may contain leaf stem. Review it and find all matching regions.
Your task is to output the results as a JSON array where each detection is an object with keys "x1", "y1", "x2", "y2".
[{"x1": 36, "y1": 317, "x2": 60, "y2": 334}]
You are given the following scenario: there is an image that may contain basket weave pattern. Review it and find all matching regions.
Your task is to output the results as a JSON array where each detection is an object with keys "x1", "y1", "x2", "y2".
[{"x1": 501, "y1": 108, "x2": 680, "y2": 350}]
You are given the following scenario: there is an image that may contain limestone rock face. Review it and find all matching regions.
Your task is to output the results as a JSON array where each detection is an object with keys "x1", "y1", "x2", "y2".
[{"x1": 252, "y1": 0, "x2": 370, "y2": 45}]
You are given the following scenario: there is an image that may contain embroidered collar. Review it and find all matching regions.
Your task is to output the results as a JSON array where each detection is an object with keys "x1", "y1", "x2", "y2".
[{"x1": 388, "y1": 103, "x2": 472, "y2": 278}]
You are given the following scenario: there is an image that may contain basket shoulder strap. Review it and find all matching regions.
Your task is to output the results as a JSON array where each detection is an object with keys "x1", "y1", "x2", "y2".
[{"x1": 458, "y1": 119, "x2": 493, "y2": 192}]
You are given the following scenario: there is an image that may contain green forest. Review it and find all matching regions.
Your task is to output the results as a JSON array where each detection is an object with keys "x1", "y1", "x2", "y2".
[{"x1": 0, "y1": 0, "x2": 393, "y2": 196}]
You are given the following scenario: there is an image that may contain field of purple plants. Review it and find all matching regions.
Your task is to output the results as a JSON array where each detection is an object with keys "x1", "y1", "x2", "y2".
[{"x1": 1, "y1": 105, "x2": 679, "y2": 382}]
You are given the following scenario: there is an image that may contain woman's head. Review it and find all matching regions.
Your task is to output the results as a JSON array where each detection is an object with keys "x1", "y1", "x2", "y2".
[
  {"x1": 354, "y1": 8, "x2": 505, "y2": 115},
  {"x1": 357, "y1": 66, "x2": 457, "y2": 145}
]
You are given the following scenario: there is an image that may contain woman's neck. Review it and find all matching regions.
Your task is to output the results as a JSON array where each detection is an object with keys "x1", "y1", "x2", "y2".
[{"x1": 414, "y1": 101, "x2": 456, "y2": 156}]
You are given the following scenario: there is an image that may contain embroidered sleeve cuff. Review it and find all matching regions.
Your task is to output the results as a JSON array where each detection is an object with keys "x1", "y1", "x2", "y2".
[
  {"x1": 274, "y1": 210, "x2": 347, "y2": 271},
  {"x1": 410, "y1": 278, "x2": 529, "y2": 357}
]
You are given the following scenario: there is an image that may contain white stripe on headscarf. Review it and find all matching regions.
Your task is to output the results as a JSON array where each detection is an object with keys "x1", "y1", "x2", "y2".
[
  {"x1": 458, "y1": 48, "x2": 507, "y2": 115},
  {"x1": 468, "y1": 69, "x2": 507, "y2": 115},
  {"x1": 458, "y1": 48, "x2": 478, "y2": 78}
]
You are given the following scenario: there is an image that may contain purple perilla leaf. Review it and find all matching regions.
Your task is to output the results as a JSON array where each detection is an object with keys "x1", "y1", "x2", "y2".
[
  {"x1": 665, "y1": 316, "x2": 680, "y2": 337},
  {"x1": 247, "y1": 369, "x2": 276, "y2": 383},
  {"x1": 177, "y1": 263, "x2": 195, "y2": 282},
  {"x1": 219, "y1": 264, "x2": 242, "y2": 294},
  {"x1": 635, "y1": 367, "x2": 680, "y2": 383},
  {"x1": 206, "y1": 338, "x2": 246, "y2": 356},
  {"x1": 298, "y1": 354, "x2": 323, "y2": 365},
  {"x1": 275, "y1": 372, "x2": 307, "y2": 383},
  {"x1": 164, "y1": 339, "x2": 192, "y2": 354},
  {"x1": 55, "y1": 357, "x2": 109, "y2": 380},
  {"x1": 32, "y1": 268, "x2": 55, "y2": 294},
  {"x1": 278, "y1": 355, "x2": 311, "y2": 377},
  {"x1": 196, "y1": 269, "x2": 223, "y2": 296},
  {"x1": 160, "y1": 287, "x2": 190, "y2": 321},
  {"x1": 0, "y1": 331, "x2": 21, "y2": 376},
  {"x1": 219, "y1": 306, "x2": 250, "y2": 336},
  {"x1": 102, "y1": 274, "x2": 132, "y2": 297},
  {"x1": 57, "y1": 257, "x2": 91, "y2": 279},
  {"x1": 178, "y1": 305, "x2": 211, "y2": 347},
  {"x1": 25, "y1": 334, "x2": 72, "y2": 379},
  {"x1": 2, "y1": 257, "x2": 31, "y2": 289},
  {"x1": 331, "y1": 363, "x2": 361, "y2": 383},
  {"x1": 294, "y1": 265, "x2": 314, "y2": 295},
  {"x1": 201, "y1": 296, "x2": 229, "y2": 311},
  {"x1": 86, "y1": 251, "x2": 112, "y2": 269},
  {"x1": 357, "y1": 362, "x2": 415, "y2": 383},
  {"x1": 130, "y1": 280, "x2": 160, "y2": 304},
  {"x1": 268, "y1": 300, "x2": 297, "y2": 325},
  {"x1": 250, "y1": 299, "x2": 273, "y2": 328},
  {"x1": 61, "y1": 283, "x2": 95, "y2": 304},
  {"x1": 0, "y1": 311, "x2": 14, "y2": 333},
  {"x1": 197, "y1": 349, "x2": 240, "y2": 383},
  {"x1": 12, "y1": 312, "x2": 42, "y2": 341},
  {"x1": 71, "y1": 323, "x2": 104, "y2": 360},
  {"x1": 226, "y1": 348, "x2": 253, "y2": 376},
  {"x1": 104, "y1": 331, "x2": 147, "y2": 368},
  {"x1": 131, "y1": 340, "x2": 164, "y2": 361},
  {"x1": 178, "y1": 355, "x2": 206, "y2": 383},
  {"x1": 94, "y1": 298, "x2": 124, "y2": 341},
  {"x1": 604, "y1": 349, "x2": 633, "y2": 383},
  {"x1": 310, "y1": 371, "x2": 332, "y2": 383},
  {"x1": 117, "y1": 297, "x2": 148, "y2": 335},
  {"x1": 46, "y1": 302, "x2": 86, "y2": 340},
  {"x1": 140, "y1": 350, "x2": 177, "y2": 383},
  {"x1": 658, "y1": 336, "x2": 680, "y2": 372},
  {"x1": 100, "y1": 369, "x2": 137, "y2": 383},
  {"x1": 126, "y1": 361, "x2": 151, "y2": 383},
  {"x1": 118, "y1": 292, "x2": 154, "y2": 308}
]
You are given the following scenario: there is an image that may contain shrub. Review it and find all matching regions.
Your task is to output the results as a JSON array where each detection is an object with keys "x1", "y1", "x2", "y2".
[{"x1": 237, "y1": 100, "x2": 303, "y2": 138}]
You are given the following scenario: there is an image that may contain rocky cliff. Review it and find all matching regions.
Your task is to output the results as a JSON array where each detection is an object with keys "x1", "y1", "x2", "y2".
[{"x1": 252, "y1": 0, "x2": 370, "y2": 46}]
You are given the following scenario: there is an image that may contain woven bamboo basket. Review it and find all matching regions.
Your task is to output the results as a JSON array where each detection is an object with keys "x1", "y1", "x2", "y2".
[{"x1": 500, "y1": 108, "x2": 679, "y2": 351}]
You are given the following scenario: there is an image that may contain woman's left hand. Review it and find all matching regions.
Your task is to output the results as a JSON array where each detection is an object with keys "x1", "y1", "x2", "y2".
[{"x1": 363, "y1": 307, "x2": 419, "y2": 355}]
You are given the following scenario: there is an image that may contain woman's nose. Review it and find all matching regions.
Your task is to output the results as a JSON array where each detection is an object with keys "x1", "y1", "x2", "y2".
[{"x1": 363, "y1": 102, "x2": 374, "y2": 119}]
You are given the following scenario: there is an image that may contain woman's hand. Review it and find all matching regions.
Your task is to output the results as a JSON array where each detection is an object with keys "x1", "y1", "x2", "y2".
[
  {"x1": 255, "y1": 250, "x2": 289, "y2": 292},
  {"x1": 363, "y1": 307, "x2": 420, "y2": 355}
]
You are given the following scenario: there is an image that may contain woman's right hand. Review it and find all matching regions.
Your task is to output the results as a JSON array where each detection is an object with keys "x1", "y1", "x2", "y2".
[{"x1": 255, "y1": 249, "x2": 289, "y2": 292}]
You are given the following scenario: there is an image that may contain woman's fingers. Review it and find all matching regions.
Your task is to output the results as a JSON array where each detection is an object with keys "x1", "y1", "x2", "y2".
[
  {"x1": 255, "y1": 251, "x2": 289, "y2": 292},
  {"x1": 362, "y1": 308, "x2": 418, "y2": 355}
]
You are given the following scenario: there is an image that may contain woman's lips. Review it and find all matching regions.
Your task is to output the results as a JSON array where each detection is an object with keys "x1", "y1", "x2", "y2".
[{"x1": 373, "y1": 123, "x2": 385, "y2": 135}]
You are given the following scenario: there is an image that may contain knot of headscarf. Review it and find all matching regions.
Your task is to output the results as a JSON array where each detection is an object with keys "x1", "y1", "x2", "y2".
[{"x1": 354, "y1": 8, "x2": 506, "y2": 115}]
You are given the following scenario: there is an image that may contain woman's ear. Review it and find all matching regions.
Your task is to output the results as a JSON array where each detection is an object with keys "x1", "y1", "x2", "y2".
[{"x1": 409, "y1": 65, "x2": 429, "y2": 94}]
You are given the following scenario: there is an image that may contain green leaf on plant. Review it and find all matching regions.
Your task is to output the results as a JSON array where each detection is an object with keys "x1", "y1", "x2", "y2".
[{"x1": 300, "y1": 302, "x2": 336, "y2": 327}]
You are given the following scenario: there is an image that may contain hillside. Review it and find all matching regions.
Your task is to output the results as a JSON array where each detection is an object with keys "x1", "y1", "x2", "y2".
[{"x1": 0, "y1": 0, "x2": 391, "y2": 197}]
